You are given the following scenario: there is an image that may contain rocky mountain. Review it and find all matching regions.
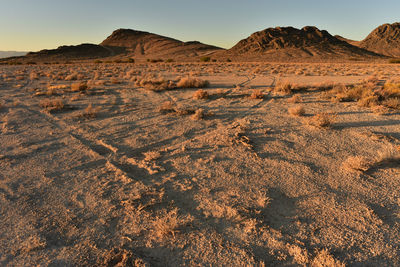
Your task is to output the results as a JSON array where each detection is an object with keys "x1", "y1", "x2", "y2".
[
  {"x1": 358, "y1": 23, "x2": 400, "y2": 57},
  {"x1": 100, "y1": 29, "x2": 222, "y2": 58},
  {"x1": 221, "y1": 26, "x2": 383, "y2": 61}
]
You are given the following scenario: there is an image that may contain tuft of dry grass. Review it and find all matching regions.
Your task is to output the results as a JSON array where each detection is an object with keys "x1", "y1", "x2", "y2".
[
  {"x1": 177, "y1": 77, "x2": 209, "y2": 88},
  {"x1": 193, "y1": 89, "x2": 209, "y2": 100},
  {"x1": 249, "y1": 90, "x2": 264, "y2": 99},
  {"x1": 342, "y1": 156, "x2": 372, "y2": 175},
  {"x1": 274, "y1": 81, "x2": 294, "y2": 95},
  {"x1": 305, "y1": 112, "x2": 337, "y2": 128},
  {"x1": 288, "y1": 106, "x2": 305, "y2": 117},
  {"x1": 39, "y1": 99, "x2": 66, "y2": 113}
]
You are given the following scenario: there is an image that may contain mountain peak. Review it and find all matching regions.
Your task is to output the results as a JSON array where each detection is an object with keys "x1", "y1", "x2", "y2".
[
  {"x1": 358, "y1": 22, "x2": 400, "y2": 57},
  {"x1": 224, "y1": 25, "x2": 382, "y2": 61}
]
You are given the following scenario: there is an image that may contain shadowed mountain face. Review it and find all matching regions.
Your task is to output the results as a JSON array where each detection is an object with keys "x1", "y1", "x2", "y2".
[
  {"x1": 358, "y1": 23, "x2": 400, "y2": 57},
  {"x1": 100, "y1": 28, "x2": 223, "y2": 58},
  {"x1": 222, "y1": 26, "x2": 383, "y2": 61},
  {"x1": 25, "y1": 44, "x2": 112, "y2": 60}
]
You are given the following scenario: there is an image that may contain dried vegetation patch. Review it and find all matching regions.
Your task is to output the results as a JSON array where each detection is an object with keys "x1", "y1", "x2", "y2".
[
  {"x1": 39, "y1": 99, "x2": 68, "y2": 113},
  {"x1": 304, "y1": 112, "x2": 337, "y2": 128}
]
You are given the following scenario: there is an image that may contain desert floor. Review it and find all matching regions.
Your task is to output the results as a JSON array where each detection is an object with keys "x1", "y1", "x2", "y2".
[{"x1": 1, "y1": 62, "x2": 400, "y2": 266}]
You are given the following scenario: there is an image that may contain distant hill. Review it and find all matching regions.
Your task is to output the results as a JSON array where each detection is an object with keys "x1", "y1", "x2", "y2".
[
  {"x1": 100, "y1": 28, "x2": 223, "y2": 58},
  {"x1": 0, "y1": 51, "x2": 27, "y2": 59},
  {"x1": 25, "y1": 44, "x2": 112, "y2": 61},
  {"x1": 358, "y1": 22, "x2": 400, "y2": 57},
  {"x1": 219, "y1": 26, "x2": 384, "y2": 61},
  {"x1": 6, "y1": 29, "x2": 223, "y2": 63}
]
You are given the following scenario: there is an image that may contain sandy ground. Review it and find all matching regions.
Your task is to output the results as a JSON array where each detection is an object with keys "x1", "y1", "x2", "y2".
[{"x1": 1, "y1": 62, "x2": 400, "y2": 266}]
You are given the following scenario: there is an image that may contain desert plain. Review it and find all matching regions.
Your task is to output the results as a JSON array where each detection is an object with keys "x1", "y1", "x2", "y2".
[{"x1": 0, "y1": 61, "x2": 400, "y2": 266}]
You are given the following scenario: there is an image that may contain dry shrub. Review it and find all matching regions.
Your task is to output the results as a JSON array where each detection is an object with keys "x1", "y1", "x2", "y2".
[
  {"x1": 136, "y1": 78, "x2": 176, "y2": 92},
  {"x1": 158, "y1": 101, "x2": 195, "y2": 116},
  {"x1": 193, "y1": 89, "x2": 209, "y2": 100},
  {"x1": 176, "y1": 77, "x2": 209, "y2": 88},
  {"x1": 288, "y1": 106, "x2": 305, "y2": 116},
  {"x1": 342, "y1": 156, "x2": 371, "y2": 174},
  {"x1": 357, "y1": 95, "x2": 379, "y2": 108},
  {"x1": 249, "y1": 90, "x2": 264, "y2": 99},
  {"x1": 71, "y1": 82, "x2": 88, "y2": 92},
  {"x1": 274, "y1": 81, "x2": 294, "y2": 95},
  {"x1": 305, "y1": 112, "x2": 337, "y2": 128},
  {"x1": 381, "y1": 82, "x2": 400, "y2": 98},
  {"x1": 328, "y1": 84, "x2": 371, "y2": 103},
  {"x1": 328, "y1": 81, "x2": 400, "y2": 110},
  {"x1": 310, "y1": 249, "x2": 345, "y2": 267},
  {"x1": 39, "y1": 99, "x2": 65, "y2": 113}
]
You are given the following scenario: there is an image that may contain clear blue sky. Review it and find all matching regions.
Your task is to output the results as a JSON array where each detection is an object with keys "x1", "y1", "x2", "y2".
[{"x1": 1, "y1": 0, "x2": 399, "y2": 51}]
